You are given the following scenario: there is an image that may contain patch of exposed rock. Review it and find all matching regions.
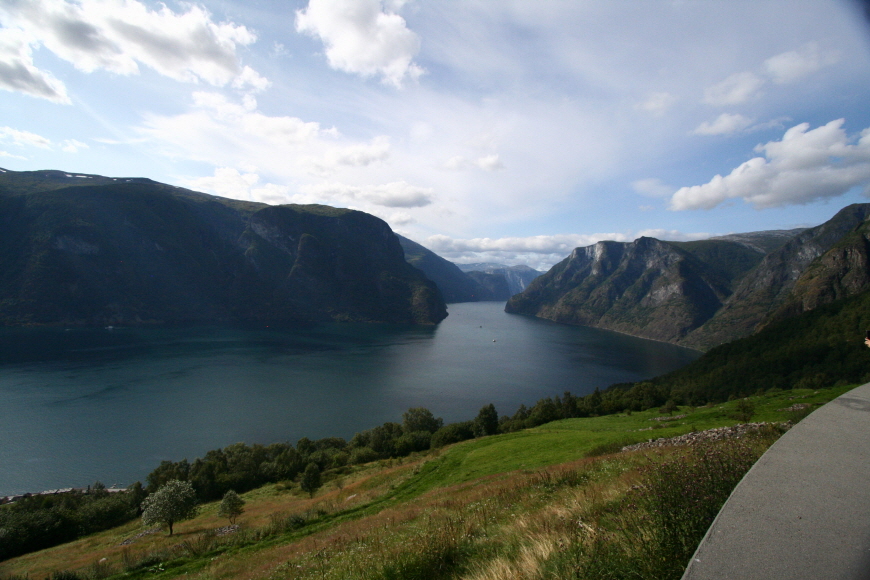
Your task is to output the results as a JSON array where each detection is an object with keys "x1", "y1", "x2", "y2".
[
  {"x1": 119, "y1": 527, "x2": 161, "y2": 546},
  {"x1": 621, "y1": 422, "x2": 788, "y2": 453}
]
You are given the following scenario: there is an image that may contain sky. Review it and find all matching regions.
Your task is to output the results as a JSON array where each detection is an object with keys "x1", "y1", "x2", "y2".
[{"x1": 2, "y1": 0, "x2": 870, "y2": 270}]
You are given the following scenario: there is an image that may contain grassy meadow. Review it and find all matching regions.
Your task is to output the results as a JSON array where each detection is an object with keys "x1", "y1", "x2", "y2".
[{"x1": 0, "y1": 384, "x2": 853, "y2": 580}]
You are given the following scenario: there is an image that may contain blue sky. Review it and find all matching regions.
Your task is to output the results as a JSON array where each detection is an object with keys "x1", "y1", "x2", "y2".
[{"x1": 2, "y1": 0, "x2": 870, "y2": 269}]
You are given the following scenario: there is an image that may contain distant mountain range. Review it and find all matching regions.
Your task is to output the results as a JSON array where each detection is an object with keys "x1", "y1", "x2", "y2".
[
  {"x1": 397, "y1": 237, "x2": 542, "y2": 302},
  {"x1": 0, "y1": 169, "x2": 446, "y2": 326},
  {"x1": 507, "y1": 204, "x2": 870, "y2": 350}
]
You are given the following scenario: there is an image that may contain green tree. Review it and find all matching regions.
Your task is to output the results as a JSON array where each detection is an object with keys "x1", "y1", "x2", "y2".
[
  {"x1": 300, "y1": 463, "x2": 321, "y2": 498},
  {"x1": 473, "y1": 403, "x2": 499, "y2": 436},
  {"x1": 402, "y1": 407, "x2": 443, "y2": 434},
  {"x1": 217, "y1": 490, "x2": 245, "y2": 524},
  {"x1": 140, "y1": 479, "x2": 198, "y2": 535}
]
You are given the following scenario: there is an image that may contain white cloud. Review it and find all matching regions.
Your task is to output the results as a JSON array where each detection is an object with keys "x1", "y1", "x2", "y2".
[
  {"x1": 295, "y1": 0, "x2": 423, "y2": 88},
  {"x1": 670, "y1": 119, "x2": 870, "y2": 210},
  {"x1": 442, "y1": 153, "x2": 504, "y2": 171},
  {"x1": 763, "y1": 42, "x2": 839, "y2": 84},
  {"x1": 301, "y1": 180, "x2": 433, "y2": 208},
  {"x1": 476, "y1": 154, "x2": 504, "y2": 171},
  {"x1": 0, "y1": 27, "x2": 70, "y2": 102},
  {"x1": 693, "y1": 113, "x2": 753, "y2": 136},
  {"x1": 701, "y1": 44, "x2": 839, "y2": 110},
  {"x1": 386, "y1": 211, "x2": 414, "y2": 226},
  {"x1": 141, "y1": 92, "x2": 325, "y2": 159},
  {"x1": 703, "y1": 71, "x2": 764, "y2": 106},
  {"x1": 0, "y1": 0, "x2": 264, "y2": 101},
  {"x1": 0, "y1": 125, "x2": 51, "y2": 148},
  {"x1": 303, "y1": 135, "x2": 391, "y2": 176},
  {"x1": 632, "y1": 178, "x2": 673, "y2": 198},
  {"x1": 61, "y1": 138, "x2": 88, "y2": 152},
  {"x1": 637, "y1": 92, "x2": 677, "y2": 116}
]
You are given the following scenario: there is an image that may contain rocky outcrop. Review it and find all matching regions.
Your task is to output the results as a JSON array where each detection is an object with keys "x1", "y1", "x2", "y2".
[
  {"x1": 507, "y1": 204, "x2": 870, "y2": 351},
  {"x1": 682, "y1": 203, "x2": 870, "y2": 349},
  {"x1": 505, "y1": 237, "x2": 762, "y2": 344}
]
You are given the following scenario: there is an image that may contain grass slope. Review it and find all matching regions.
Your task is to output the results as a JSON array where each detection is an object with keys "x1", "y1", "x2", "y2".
[{"x1": 1, "y1": 385, "x2": 851, "y2": 580}]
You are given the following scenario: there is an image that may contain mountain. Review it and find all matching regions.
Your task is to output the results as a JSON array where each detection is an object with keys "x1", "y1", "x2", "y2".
[
  {"x1": 505, "y1": 236, "x2": 767, "y2": 344},
  {"x1": 456, "y1": 263, "x2": 543, "y2": 296},
  {"x1": 0, "y1": 169, "x2": 447, "y2": 326},
  {"x1": 397, "y1": 235, "x2": 491, "y2": 302},
  {"x1": 507, "y1": 204, "x2": 870, "y2": 350},
  {"x1": 397, "y1": 238, "x2": 542, "y2": 302},
  {"x1": 681, "y1": 204, "x2": 870, "y2": 349}
]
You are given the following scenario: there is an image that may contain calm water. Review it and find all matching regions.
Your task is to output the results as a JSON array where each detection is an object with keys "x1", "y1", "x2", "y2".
[{"x1": 0, "y1": 302, "x2": 699, "y2": 496}]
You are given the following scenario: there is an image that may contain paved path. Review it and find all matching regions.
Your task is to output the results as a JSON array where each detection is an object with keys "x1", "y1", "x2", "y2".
[{"x1": 682, "y1": 383, "x2": 870, "y2": 580}]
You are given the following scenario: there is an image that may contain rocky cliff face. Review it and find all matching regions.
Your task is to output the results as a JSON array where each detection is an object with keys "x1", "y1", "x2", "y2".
[
  {"x1": 681, "y1": 203, "x2": 870, "y2": 349},
  {"x1": 764, "y1": 219, "x2": 870, "y2": 325},
  {"x1": 0, "y1": 170, "x2": 446, "y2": 326},
  {"x1": 397, "y1": 236, "x2": 490, "y2": 302},
  {"x1": 506, "y1": 204, "x2": 870, "y2": 351},
  {"x1": 506, "y1": 237, "x2": 762, "y2": 344}
]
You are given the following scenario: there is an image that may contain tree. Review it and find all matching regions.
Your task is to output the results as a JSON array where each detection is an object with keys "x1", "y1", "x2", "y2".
[
  {"x1": 300, "y1": 463, "x2": 321, "y2": 498},
  {"x1": 473, "y1": 403, "x2": 499, "y2": 437},
  {"x1": 141, "y1": 479, "x2": 198, "y2": 535},
  {"x1": 217, "y1": 490, "x2": 245, "y2": 524},
  {"x1": 402, "y1": 407, "x2": 443, "y2": 434}
]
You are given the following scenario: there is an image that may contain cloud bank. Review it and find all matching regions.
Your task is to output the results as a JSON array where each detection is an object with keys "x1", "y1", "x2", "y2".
[{"x1": 671, "y1": 119, "x2": 870, "y2": 210}]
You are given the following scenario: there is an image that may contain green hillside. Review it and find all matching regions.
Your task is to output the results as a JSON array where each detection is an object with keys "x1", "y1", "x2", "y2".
[{"x1": 0, "y1": 387, "x2": 849, "y2": 580}]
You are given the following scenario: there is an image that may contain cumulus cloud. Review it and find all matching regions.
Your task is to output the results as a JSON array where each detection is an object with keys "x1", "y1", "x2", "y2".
[
  {"x1": 637, "y1": 91, "x2": 677, "y2": 116},
  {"x1": 0, "y1": 0, "x2": 265, "y2": 101},
  {"x1": 670, "y1": 119, "x2": 870, "y2": 210},
  {"x1": 763, "y1": 42, "x2": 839, "y2": 84},
  {"x1": 703, "y1": 72, "x2": 764, "y2": 106},
  {"x1": 295, "y1": 0, "x2": 423, "y2": 87},
  {"x1": 693, "y1": 113, "x2": 754, "y2": 136}
]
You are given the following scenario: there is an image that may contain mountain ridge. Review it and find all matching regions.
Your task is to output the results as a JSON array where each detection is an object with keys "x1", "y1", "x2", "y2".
[
  {"x1": 0, "y1": 170, "x2": 446, "y2": 326},
  {"x1": 506, "y1": 203, "x2": 870, "y2": 351}
]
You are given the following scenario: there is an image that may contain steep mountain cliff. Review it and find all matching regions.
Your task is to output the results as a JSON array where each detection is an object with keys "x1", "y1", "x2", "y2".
[
  {"x1": 507, "y1": 204, "x2": 870, "y2": 351},
  {"x1": 681, "y1": 204, "x2": 870, "y2": 349},
  {"x1": 764, "y1": 218, "x2": 870, "y2": 325},
  {"x1": 505, "y1": 237, "x2": 765, "y2": 344},
  {"x1": 397, "y1": 236, "x2": 491, "y2": 302},
  {"x1": 0, "y1": 169, "x2": 447, "y2": 326}
]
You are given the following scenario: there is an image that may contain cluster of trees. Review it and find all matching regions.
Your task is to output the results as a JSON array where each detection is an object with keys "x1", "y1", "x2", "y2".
[
  {"x1": 144, "y1": 405, "x2": 501, "y2": 504},
  {"x1": 0, "y1": 482, "x2": 146, "y2": 561}
]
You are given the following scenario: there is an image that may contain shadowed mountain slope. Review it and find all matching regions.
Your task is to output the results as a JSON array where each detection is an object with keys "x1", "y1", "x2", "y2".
[{"x1": 0, "y1": 169, "x2": 446, "y2": 326}]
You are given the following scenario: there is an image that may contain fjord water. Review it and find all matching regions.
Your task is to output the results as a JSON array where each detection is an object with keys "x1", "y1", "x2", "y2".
[{"x1": 0, "y1": 302, "x2": 698, "y2": 496}]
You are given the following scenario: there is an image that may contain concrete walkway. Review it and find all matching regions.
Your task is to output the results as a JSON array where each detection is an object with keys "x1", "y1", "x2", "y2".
[{"x1": 682, "y1": 383, "x2": 870, "y2": 580}]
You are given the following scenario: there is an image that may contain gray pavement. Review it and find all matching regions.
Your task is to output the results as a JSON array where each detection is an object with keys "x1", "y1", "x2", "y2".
[{"x1": 682, "y1": 383, "x2": 870, "y2": 580}]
